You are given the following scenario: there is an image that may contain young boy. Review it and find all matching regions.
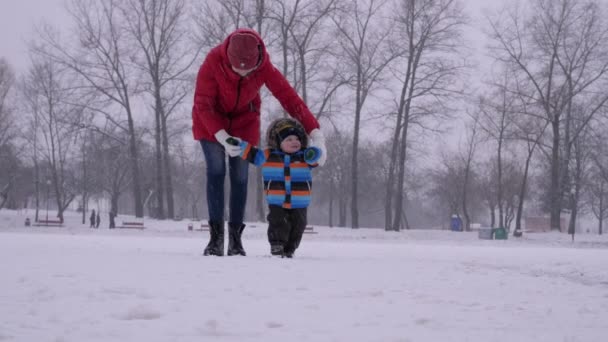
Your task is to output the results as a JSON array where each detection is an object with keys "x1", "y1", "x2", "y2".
[{"x1": 239, "y1": 118, "x2": 322, "y2": 258}]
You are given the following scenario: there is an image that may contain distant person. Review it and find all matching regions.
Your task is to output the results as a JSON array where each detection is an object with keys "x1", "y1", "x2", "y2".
[
  {"x1": 89, "y1": 210, "x2": 96, "y2": 228},
  {"x1": 239, "y1": 118, "x2": 322, "y2": 258},
  {"x1": 95, "y1": 212, "x2": 101, "y2": 228},
  {"x1": 191, "y1": 28, "x2": 327, "y2": 256}
]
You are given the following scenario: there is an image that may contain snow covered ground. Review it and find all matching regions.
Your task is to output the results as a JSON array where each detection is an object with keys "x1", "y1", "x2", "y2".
[{"x1": 1, "y1": 210, "x2": 607, "y2": 342}]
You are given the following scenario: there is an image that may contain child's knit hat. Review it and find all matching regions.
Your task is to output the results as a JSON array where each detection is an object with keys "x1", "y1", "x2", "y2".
[{"x1": 266, "y1": 118, "x2": 308, "y2": 149}]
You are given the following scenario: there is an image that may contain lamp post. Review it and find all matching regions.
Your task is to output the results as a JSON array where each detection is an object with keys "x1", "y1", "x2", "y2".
[{"x1": 46, "y1": 179, "x2": 51, "y2": 222}]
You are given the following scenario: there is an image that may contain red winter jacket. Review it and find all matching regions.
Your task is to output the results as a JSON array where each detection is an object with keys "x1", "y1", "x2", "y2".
[{"x1": 192, "y1": 28, "x2": 320, "y2": 146}]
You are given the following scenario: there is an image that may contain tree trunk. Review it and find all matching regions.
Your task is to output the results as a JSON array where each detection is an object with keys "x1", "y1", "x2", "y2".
[
  {"x1": 392, "y1": 60, "x2": 419, "y2": 230},
  {"x1": 462, "y1": 172, "x2": 471, "y2": 232},
  {"x1": 339, "y1": 172, "x2": 347, "y2": 227},
  {"x1": 329, "y1": 175, "x2": 334, "y2": 227},
  {"x1": 392, "y1": 118, "x2": 409, "y2": 231},
  {"x1": 154, "y1": 103, "x2": 165, "y2": 220},
  {"x1": 161, "y1": 115, "x2": 174, "y2": 219},
  {"x1": 568, "y1": 140, "x2": 583, "y2": 238},
  {"x1": 34, "y1": 160, "x2": 39, "y2": 222},
  {"x1": 81, "y1": 138, "x2": 88, "y2": 225},
  {"x1": 126, "y1": 111, "x2": 144, "y2": 218},
  {"x1": 385, "y1": 124, "x2": 401, "y2": 230},
  {"x1": 515, "y1": 149, "x2": 533, "y2": 233},
  {"x1": 110, "y1": 192, "x2": 119, "y2": 216},
  {"x1": 599, "y1": 186, "x2": 603, "y2": 235},
  {"x1": 550, "y1": 119, "x2": 562, "y2": 231},
  {"x1": 385, "y1": 59, "x2": 411, "y2": 230},
  {"x1": 497, "y1": 138, "x2": 504, "y2": 229},
  {"x1": 299, "y1": 47, "x2": 307, "y2": 104},
  {"x1": 351, "y1": 67, "x2": 362, "y2": 229}
]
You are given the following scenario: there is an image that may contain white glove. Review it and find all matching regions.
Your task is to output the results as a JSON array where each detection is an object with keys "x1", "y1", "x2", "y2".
[
  {"x1": 309, "y1": 129, "x2": 327, "y2": 166},
  {"x1": 214, "y1": 129, "x2": 242, "y2": 157}
]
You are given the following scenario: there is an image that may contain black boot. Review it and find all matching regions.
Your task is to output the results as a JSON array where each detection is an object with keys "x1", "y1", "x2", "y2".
[
  {"x1": 270, "y1": 244, "x2": 284, "y2": 256},
  {"x1": 203, "y1": 221, "x2": 224, "y2": 256},
  {"x1": 227, "y1": 223, "x2": 246, "y2": 256}
]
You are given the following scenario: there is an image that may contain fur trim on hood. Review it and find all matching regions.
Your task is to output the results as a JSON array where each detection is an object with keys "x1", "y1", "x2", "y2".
[{"x1": 266, "y1": 118, "x2": 308, "y2": 150}]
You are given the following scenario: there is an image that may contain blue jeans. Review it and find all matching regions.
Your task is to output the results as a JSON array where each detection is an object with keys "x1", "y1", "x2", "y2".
[{"x1": 200, "y1": 140, "x2": 249, "y2": 224}]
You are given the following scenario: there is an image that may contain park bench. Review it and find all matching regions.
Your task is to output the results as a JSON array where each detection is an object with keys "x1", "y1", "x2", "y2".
[
  {"x1": 187, "y1": 222, "x2": 259, "y2": 231},
  {"x1": 118, "y1": 221, "x2": 145, "y2": 229},
  {"x1": 188, "y1": 222, "x2": 209, "y2": 231},
  {"x1": 304, "y1": 226, "x2": 317, "y2": 234},
  {"x1": 32, "y1": 219, "x2": 64, "y2": 227}
]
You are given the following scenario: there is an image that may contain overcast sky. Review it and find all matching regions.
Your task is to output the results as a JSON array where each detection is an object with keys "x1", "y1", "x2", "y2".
[
  {"x1": 0, "y1": 0, "x2": 497, "y2": 70},
  {"x1": 0, "y1": 0, "x2": 69, "y2": 71}
]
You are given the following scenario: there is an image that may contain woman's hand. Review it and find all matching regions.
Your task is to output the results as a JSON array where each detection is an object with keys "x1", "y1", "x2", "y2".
[
  {"x1": 309, "y1": 129, "x2": 327, "y2": 166},
  {"x1": 214, "y1": 129, "x2": 243, "y2": 157}
]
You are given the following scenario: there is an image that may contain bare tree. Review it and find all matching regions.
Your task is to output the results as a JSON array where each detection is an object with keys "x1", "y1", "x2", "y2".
[
  {"x1": 193, "y1": 0, "x2": 271, "y2": 49},
  {"x1": 565, "y1": 105, "x2": 597, "y2": 239},
  {"x1": 0, "y1": 58, "x2": 15, "y2": 149},
  {"x1": 459, "y1": 110, "x2": 482, "y2": 231},
  {"x1": 589, "y1": 129, "x2": 608, "y2": 234},
  {"x1": 21, "y1": 58, "x2": 82, "y2": 222},
  {"x1": 312, "y1": 130, "x2": 351, "y2": 227},
  {"x1": 333, "y1": 0, "x2": 396, "y2": 228},
  {"x1": 428, "y1": 153, "x2": 466, "y2": 228},
  {"x1": 0, "y1": 58, "x2": 16, "y2": 209},
  {"x1": 121, "y1": 0, "x2": 201, "y2": 219},
  {"x1": 35, "y1": 0, "x2": 147, "y2": 217},
  {"x1": 287, "y1": 0, "x2": 344, "y2": 112},
  {"x1": 477, "y1": 155, "x2": 523, "y2": 231},
  {"x1": 268, "y1": 0, "x2": 304, "y2": 88},
  {"x1": 385, "y1": 0, "x2": 467, "y2": 231},
  {"x1": 91, "y1": 127, "x2": 132, "y2": 217},
  {"x1": 488, "y1": 0, "x2": 608, "y2": 230},
  {"x1": 512, "y1": 105, "x2": 549, "y2": 234},
  {"x1": 172, "y1": 143, "x2": 205, "y2": 220},
  {"x1": 477, "y1": 71, "x2": 519, "y2": 229}
]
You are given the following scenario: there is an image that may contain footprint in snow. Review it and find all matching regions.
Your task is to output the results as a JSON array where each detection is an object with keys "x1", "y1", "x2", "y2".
[
  {"x1": 266, "y1": 321, "x2": 284, "y2": 328},
  {"x1": 118, "y1": 305, "x2": 161, "y2": 320}
]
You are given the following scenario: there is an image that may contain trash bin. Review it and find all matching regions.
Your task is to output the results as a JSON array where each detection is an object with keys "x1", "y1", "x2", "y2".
[
  {"x1": 478, "y1": 227, "x2": 493, "y2": 240},
  {"x1": 493, "y1": 227, "x2": 508, "y2": 240}
]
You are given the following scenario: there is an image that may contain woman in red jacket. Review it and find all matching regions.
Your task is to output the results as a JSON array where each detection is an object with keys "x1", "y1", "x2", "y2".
[{"x1": 192, "y1": 28, "x2": 327, "y2": 257}]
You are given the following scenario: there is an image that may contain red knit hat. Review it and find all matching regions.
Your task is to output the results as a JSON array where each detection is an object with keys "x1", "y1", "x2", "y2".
[{"x1": 227, "y1": 33, "x2": 260, "y2": 70}]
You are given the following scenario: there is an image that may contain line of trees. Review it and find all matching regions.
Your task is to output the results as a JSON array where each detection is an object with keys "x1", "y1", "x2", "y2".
[{"x1": 1, "y1": 0, "x2": 608, "y2": 235}]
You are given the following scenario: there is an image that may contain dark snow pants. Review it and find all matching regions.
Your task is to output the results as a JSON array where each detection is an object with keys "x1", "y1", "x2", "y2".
[{"x1": 267, "y1": 206, "x2": 307, "y2": 254}]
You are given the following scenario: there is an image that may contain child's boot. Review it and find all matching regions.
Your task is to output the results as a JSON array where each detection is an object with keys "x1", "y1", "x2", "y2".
[{"x1": 270, "y1": 244, "x2": 284, "y2": 256}]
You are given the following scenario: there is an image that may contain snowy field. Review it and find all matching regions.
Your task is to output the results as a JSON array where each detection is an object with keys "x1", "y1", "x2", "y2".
[{"x1": 1, "y1": 210, "x2": 608, "y2": 342}]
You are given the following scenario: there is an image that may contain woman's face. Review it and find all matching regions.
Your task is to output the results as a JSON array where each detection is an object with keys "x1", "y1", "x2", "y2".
[
  {"x1": 231, "y1": 65, "x2": 255, "y2": 76},
  {"x1": 280, "y1": 135, "x2": 301, "y2": 154}
]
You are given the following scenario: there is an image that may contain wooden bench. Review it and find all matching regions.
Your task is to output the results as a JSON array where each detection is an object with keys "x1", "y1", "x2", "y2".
[
  {"x1": 188, "y1": 223, "x2": 209, "y2": 231},
  {"x1": 33, "y1": 219, "x2": 64, "y2": 227},
  {"x1": 118, "y1": 221, "x2": 146, "y2": 229},
  {"x1": 304, "y1": 226, "x2": 317, "y2": 234}
]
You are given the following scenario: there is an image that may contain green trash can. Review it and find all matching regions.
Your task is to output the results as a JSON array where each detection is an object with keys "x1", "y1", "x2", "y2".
[{"x1": 493, "y1": 227, "x2": 508, "y2": 240}]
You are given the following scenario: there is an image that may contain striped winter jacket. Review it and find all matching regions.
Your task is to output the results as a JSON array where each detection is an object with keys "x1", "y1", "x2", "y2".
[{"x1": 240, "y1": 143, "x2": 319, "y2": 209}]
